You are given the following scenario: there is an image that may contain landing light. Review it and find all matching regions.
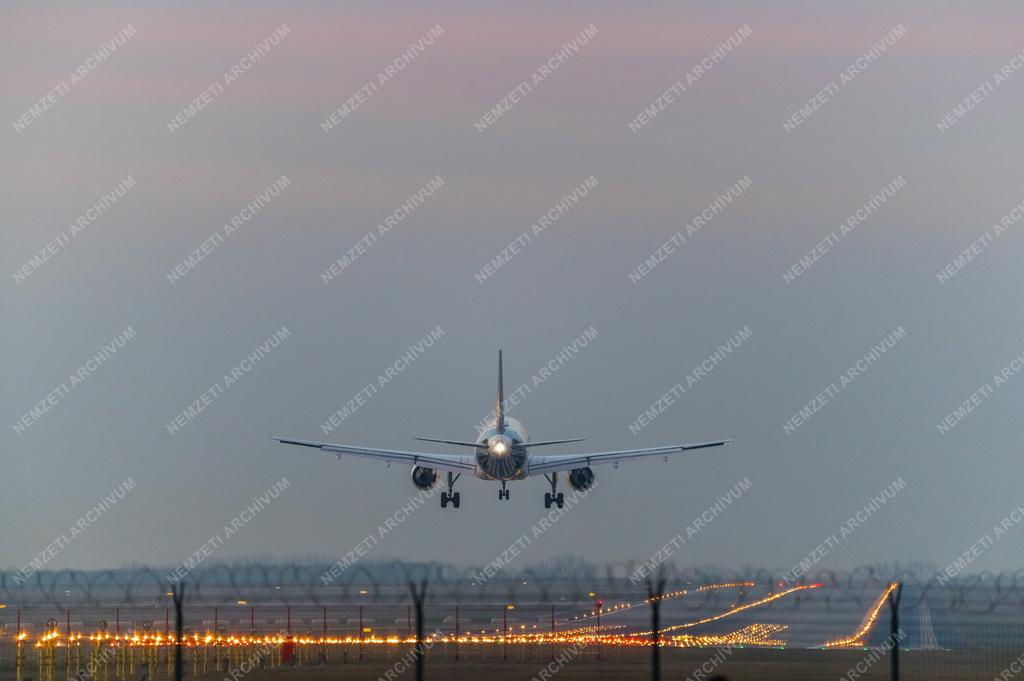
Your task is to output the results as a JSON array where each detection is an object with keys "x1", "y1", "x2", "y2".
[{"x1": 493, "y1": 441, "x2": 507, "y2": 455}]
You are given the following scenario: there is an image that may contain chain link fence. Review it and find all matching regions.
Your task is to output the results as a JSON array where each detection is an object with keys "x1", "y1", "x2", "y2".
[{"x1": 1, "y1": 562, "x2": 1022, "y2": 680}]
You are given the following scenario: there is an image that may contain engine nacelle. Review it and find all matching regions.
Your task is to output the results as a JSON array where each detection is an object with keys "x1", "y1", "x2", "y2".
[
  {"x1": 410, "y1": 466, "x2": 439, "y2": 490},
  {"x1": 567, "y1": 467, "x2": 595, "y2": 491}
]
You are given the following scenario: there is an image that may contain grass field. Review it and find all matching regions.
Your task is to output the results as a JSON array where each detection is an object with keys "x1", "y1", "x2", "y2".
[
  {"x1": 168, "y1": 650, "x2": 1020, "y2": 681},
  {"x1": 3, "y1": 644, "x2": 1015, "y2": 681}
]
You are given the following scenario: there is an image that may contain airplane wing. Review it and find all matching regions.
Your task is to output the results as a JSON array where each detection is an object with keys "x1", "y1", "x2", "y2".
[
  {"x1": 527, "y1": 439, "x2": 732, "y2": 475},
  {"x1": 273, "y1": 436, "x2": 476, "y2": 473}
]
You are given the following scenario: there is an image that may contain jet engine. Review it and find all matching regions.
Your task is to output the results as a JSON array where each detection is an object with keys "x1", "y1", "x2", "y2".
[
  {"x1": 410, "y1": 466, "x2": 439, "y2": 490},
  {"x1": 567, "y1": 467, "x2": 595, "y2": 491}
]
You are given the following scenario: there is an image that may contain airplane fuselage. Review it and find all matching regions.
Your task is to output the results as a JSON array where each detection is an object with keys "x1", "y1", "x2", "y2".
[{"x1": 474, "y1": 416, "x2": 529, "y2": 480}]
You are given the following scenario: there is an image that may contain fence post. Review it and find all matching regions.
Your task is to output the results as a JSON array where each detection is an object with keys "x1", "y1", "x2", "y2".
[
  {"x1": 172, "y1": 583, "x2": 185, "y2": 681},
  {"x1": 888, "y1": 582, "x2": 903, "y2": 681},
  {"x1": 409, "y1": 579, "x2": 428, "y2": 681},
  {"x1": 213, "y1": 606, "x2": 218, "y2": 669},
  {"x1": 551, "y1": 605, "x2": 556, "y2": 661},
  {"x1": 646, "y1": 571, "x2": 666, "y2": 681}
]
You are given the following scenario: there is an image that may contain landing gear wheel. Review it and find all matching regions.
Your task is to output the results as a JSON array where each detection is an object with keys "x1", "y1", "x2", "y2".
[
  {"x1": 499, "y1": 482, "x2": 510, "y2": 500},
  {"x1": 544, "y1": 473, "x2": 564, "y2": 509},
  {"x1": 442, "y1": 472, "x2": 461, "y2": 509}
]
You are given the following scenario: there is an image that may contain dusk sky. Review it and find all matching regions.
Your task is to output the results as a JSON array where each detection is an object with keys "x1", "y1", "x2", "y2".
[{"x1": 4, "y1": 2, "x2": 1024, "y2": 577}]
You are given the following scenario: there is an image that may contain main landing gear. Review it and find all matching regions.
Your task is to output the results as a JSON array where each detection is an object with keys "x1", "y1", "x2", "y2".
[
  {"x1": 544, "y1": 473, "x2": 564, "y2": 509},
  {"x1": 498, "y1": 481, "x2": 510, "y2": 500},
  {"x1": 441, "y1": 472, "x2": 461, "y2": 509}
]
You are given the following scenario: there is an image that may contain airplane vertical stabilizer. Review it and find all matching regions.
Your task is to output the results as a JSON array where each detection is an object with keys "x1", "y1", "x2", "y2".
[{"x1": 496, "y1": 349, "x2": 505, "y2": 433}]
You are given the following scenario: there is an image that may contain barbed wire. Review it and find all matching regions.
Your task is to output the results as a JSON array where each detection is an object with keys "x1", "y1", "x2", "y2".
[{"x1": 2, "y1": 562, "x2": 1021, "y2": 615}]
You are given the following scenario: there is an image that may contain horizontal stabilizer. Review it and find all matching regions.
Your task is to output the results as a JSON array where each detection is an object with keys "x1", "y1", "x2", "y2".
[
  {"x1": 518, "y1": 438, "x2": 586, "y2": 448},
  {"x1": 414, "y1": 437, "x2": 485, "y2": 448}
]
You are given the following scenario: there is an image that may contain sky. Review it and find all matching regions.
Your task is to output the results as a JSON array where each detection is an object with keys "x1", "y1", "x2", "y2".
[{"x1": 3, "y1": 1, "x2": 1024, "y2": 578}]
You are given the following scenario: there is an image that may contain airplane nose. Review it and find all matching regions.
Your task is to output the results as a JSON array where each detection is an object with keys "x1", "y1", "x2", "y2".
[{"x1": 480, "y1": 435, "x2": 525, "y2": 479}]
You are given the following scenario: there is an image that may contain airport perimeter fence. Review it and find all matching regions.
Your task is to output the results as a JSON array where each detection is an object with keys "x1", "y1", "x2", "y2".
[{"x1": 2, "y1": 562, "x2": 1024, "y2": 680}]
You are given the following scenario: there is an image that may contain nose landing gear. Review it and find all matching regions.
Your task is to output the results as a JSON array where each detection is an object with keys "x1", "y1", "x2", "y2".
[
  {"x1": 441, "y1": 472, "x2": 461, "y2": 509},
  {"x1": 544, "y1": 473, "x2": 564, "y2": 509},
  {"x1": 498, "y1": 481, "x2": 510, "y2": 500}
]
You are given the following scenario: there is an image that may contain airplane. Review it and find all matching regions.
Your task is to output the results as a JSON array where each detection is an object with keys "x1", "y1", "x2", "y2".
[{"x1": 274, "y1": 350, "x2": 732, "y2": 509}]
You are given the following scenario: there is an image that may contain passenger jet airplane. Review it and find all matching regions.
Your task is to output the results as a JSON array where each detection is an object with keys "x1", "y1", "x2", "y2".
[{"x1": 274, "y1": 351, "x2": 732, "y2": 509}]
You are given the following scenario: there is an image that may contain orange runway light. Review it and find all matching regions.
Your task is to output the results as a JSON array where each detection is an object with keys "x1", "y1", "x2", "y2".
[{"x1": 822, "y1": 582, "x2": 899, "y2": 648}]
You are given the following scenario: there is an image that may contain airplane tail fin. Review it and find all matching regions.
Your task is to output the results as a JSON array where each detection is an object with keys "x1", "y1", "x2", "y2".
[{"x1": 496, "y1": 349, "x2": 505, "y2": 433}]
